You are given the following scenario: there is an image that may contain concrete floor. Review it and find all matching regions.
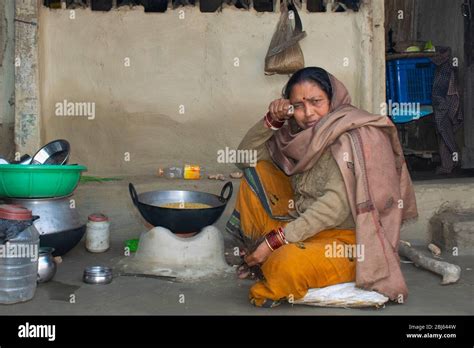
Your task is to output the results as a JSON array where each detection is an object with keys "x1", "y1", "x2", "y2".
[{"x1": 0, "y1": 177, "x2": 473, "y2": 315}]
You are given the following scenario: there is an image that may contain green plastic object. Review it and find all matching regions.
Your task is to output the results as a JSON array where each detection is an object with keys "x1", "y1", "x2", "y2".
[
  {"x1": 125, "y1": 239, "x2": 139, "y2": 252},
  {"x1": 424, "y1": 40, "x2": 436, "y2": 52},
  {"x1": 0, "y1": 164, "x2": 87, "y2": 198},
  {"x1": 406, "y1": 45, "x2": 421, "y2": 52}
]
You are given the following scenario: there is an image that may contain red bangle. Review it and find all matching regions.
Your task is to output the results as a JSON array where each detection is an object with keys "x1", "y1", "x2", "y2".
[
  {"x1": 264, "y1": 112, "x2": 285, "y2": 130},
  {"x1": 264, "y1": 237, "x2": 274, "y2": 251},
  {"x1": 265, "y1": 230, "x2": 284, "y2": 251},
  {"x1": 266, "y1": 112, "x2": 285, "y2": 127},
  {"x1": 276, "y1": 227, "x2": 289, "y2": 245}
]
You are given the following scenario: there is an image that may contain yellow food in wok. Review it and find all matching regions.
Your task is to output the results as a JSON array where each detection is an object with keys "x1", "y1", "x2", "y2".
[{"x1": 159, "y1": 202, "x2": 212, "y2": 209}]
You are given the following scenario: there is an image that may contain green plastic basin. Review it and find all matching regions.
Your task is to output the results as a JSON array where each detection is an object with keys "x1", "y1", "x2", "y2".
[{"x1": 0, "y1": 164, "x2": 87, "y2": 198}]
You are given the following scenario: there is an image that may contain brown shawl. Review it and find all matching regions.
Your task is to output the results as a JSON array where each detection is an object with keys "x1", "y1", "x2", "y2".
[{"x1": 266, "y1": 74, "x2": 418, "y2": 300}]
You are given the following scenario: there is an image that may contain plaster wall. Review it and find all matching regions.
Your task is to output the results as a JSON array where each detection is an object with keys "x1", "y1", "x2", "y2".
[{"x1": 38, "y1": 1, "x2": 385, "y2": 175}]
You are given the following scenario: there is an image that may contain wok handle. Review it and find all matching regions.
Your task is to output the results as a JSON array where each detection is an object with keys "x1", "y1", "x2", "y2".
[
  {"x1": 220, "y1": 181, "x2": 233, "y2": 202},
  {"x1": 128, "y1": 183, "x2": 140, "y2": 207}
]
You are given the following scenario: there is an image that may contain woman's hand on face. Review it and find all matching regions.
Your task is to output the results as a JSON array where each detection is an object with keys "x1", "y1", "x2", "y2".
[
  {"x1": 268, "y1": 98, "x2": 294, "y2": 123},
  {"x1": 244, "y1": 240, "x2": 273, "y2": 267}
]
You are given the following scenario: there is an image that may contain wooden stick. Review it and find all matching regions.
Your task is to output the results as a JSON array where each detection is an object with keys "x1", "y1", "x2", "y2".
[{"x1": 399, "y1": 241, "x2": 461, "y2": 285}]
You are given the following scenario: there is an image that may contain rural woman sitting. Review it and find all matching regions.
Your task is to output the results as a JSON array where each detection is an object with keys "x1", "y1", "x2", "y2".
[{"x1": 226, "y1": 67, "x2": 418, "y2": 308}]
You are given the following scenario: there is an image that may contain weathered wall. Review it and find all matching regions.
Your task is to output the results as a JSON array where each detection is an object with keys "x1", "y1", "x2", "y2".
[
  {"x1": 38, "y1": 0, "x2": 385, "y2": 175},
  {"x1": 0, "y1": 0, "x2": 15, "y2": 160}
]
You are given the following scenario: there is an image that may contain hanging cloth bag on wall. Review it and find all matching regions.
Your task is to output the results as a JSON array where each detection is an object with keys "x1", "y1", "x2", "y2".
[{"x1": 264, "y1": 0, "x2": 307, "y2": 75}]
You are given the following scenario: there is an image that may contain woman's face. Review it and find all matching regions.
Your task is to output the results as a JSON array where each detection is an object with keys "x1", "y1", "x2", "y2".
[{"x1": 289, "y1": 81, "x2": 331, "y2": 130}]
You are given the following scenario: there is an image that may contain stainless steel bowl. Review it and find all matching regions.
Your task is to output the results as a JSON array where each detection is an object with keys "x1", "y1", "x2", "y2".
[
  {"x1": 37, "y1": 247, "x2": 57, "y2": 283},
  {"x1": 31, "y1": 139, "x2": 70, "y2": 165},
  {"x1": 83, "y1": 266, "x2": 113, "y2": 285}
]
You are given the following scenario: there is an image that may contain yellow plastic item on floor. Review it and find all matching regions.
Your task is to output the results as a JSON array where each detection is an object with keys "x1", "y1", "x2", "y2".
[{"x1": 183, "y1": 164, "x2": 201, "y2": 180}]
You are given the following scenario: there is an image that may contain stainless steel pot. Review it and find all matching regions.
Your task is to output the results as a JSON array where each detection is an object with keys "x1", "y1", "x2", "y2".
[
  {"x1": 4, "y1": 195, "x2": 86, "y2": 256},
  {"x1": 37, "y1": 247, "x2": 57, "y2": 283}
]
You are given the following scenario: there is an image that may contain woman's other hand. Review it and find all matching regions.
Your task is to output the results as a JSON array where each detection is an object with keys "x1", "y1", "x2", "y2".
[
  {"x1": 268, "y1": 98, "x2": 294, "y2": 123},
  {"x1": 244, "y1": 240, "x2": 273, "y2": 266}
]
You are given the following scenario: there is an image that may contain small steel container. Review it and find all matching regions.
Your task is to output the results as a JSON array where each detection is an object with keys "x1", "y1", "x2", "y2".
[
  {"x1": 83, "y1": 266, "x2": 113, "y2": 285},
  {"x1": 37, "y1": 247, "x2": 57, "y2": 283}
]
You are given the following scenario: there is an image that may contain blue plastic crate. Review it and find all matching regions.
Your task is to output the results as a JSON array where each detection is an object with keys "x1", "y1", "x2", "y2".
[{"x1": 386, "y1": 58, "x2": 435, "y2": 105}]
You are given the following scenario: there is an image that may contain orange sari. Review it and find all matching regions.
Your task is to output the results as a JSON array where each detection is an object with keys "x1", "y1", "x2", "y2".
[{"x1": 226, "y1": 160, "x2": 356, "y2": 307}]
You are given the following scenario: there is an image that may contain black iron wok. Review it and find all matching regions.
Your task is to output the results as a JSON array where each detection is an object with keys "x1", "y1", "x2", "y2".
[{"x1": 128, "y1": 181, "x2": 233, "y2": 234}]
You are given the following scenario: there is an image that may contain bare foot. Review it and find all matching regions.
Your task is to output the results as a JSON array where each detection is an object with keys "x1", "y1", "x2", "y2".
[
  {"x1": 237, "y1": 264, "x2": 251, "y2": 279},
  {"x1": 237, "y1": 264, "x2": 263, "y2": 280}
]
